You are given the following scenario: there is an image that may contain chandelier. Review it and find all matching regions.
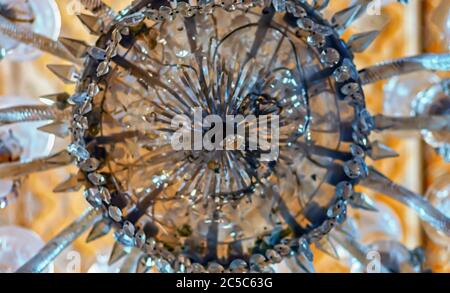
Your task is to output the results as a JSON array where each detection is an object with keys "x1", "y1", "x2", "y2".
[{"x1": 0, "y1": 0, "x2": 449, "y2": 273}]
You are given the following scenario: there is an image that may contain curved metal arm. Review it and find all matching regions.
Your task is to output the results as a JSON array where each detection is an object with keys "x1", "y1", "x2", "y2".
[
  {"x1": 0, "y1": 15, "x2": 77, "y2": 62},
  {"x1": 0, "y1": 151, "x2": 73, "y2": 179},
  {"x1": 361, "y1": 167, "x2": 450, "y2": 236},
  {"x1": 330, "y1": 231, "x2": 390, "y2": 273},
  {"x1": 16, "y1": 208, "x2": 102, "y2": 273},
  {"x1": 373, "y1": 114, "x2": 450, "y2": 132},
  {"x1": 0, "y1": 105, "x2": 67, "y2": 126},
  {"x1": 359, "y1": 54, "x2": 450, "y2": 85}
]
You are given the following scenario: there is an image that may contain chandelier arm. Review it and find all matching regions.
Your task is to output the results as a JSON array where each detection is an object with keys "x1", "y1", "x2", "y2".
[
  {"x1": 361, "y1": 167, "x2": 450, "y2": 236},
  {"x1": 0, "y1": 151, "x2": 73, "y2": 179},
  {"x1": 16, "y1": 208, "x2": 102, "y2": 273},
  {"x1": 373, "y1": 114, "x2": 450, "y2": 132},
  {"x1": 330, "y1": 231, "x2": 390, "y2": 273},
  {"x1": 0, "y1": 105, "x2": 67, "y2": 125},
  {"x1": 359, "y1": 53, "x2": 450, "y2": 85},
  {"x1": 0, "y1": 15, "x2": 78, "y2": 62}
]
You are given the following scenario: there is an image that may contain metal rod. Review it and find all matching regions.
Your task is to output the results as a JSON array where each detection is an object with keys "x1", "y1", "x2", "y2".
[
  {"x1": 361, "y1": 167, "x2": 450, "y2": 236},
  {"x1": 16, "y1": 208, "x2": 102, "y2": 273},
  {"x1": 359, "y1": 53, "x2": 450, "y2": 85},
  {"x1": 330, "y1": 231, "x2": 390, "y2": 273},
  {"x1": 0, "y1": 105, "x2": 64, "y2": 125},
  {"x1": 373, "y1": 114, "x2": 450, "y2": 132},
  {"x1": 0, "y1": 151, "x2": 73, "y2": 179},
  {"x1": 0, "y1": 15, "x2": 78, "y2": 63}
]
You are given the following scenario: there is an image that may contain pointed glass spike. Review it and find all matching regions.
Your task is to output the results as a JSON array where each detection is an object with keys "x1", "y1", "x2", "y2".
[
  {"x1": 298, "y1": 238, "x2": 314, "y2": 262},
  {"x1": 331, "y1": 4, "x2": 362, "y2": 33},
  {"x1": 295, "y1": 253, "x2": 315, "y2": 273},
  {"x1": 0, "y1": 15, "x2": 77, "y2": 62},
  {"x1": 361, "y1": 167, "x2": 450, "y2": 235},
  {"x1": 59, "y1": 37, "x2": 89, "y2": 58},
  {"x1": 47, "y1": 64, "x2": 80, "y2": 84},
  {"x1": 348, "y1": 192, "x2": 378, "y2": 212},
  {"x1": 16, "y1": 208, "x2": 102, "y2": 273},
  {"x1": 136, "y1": 256, "x2": 153, "y2": 273},
  {"x1": 53, "y1": 173, "x2": 82, "y2": 193},
  {"x1": 108, "y1": 242, "x2": 130, "y2": 265},
  {"x1": 359, "y1": 53, "x2": 450, "y2": 85},
  {"x1": 352, "y1": 0, "x2": 374, "y2": 16},
  {"x1": 76, "y1": 14, "x2": 104, "y2": 35},
  {"x1": 0, "y1": 151, "x2": 72, "y2": 179},
  {"x1": 313, "y1": 0, "x2": 331, "y2": 10},
  {"x1": 348, "y1": 30, "x2": 380, "y2": 53},
  {"x1": 314, "y1": 236, "x2": 339, "y2": 260},
  {"x1": 368, "y1": 140, "x2": 399, "y2": 160},
  {"x1": 86, "y1": 221, "x2": 111, "y2": 243},
  {"x1": 373, "y1": 114, "x2": 450, "y2": 132},
  {"x1": 39, "y1": 93, "x2": 71, "y2": 110},
  {"x1": 37, "y1": 121, "x2": 69, "y2": 138}
]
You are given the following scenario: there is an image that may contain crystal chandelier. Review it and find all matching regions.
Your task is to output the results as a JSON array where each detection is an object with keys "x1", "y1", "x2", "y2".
[{"x1": 0, "y1": 0, "x2": 449, "y2": 273}]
